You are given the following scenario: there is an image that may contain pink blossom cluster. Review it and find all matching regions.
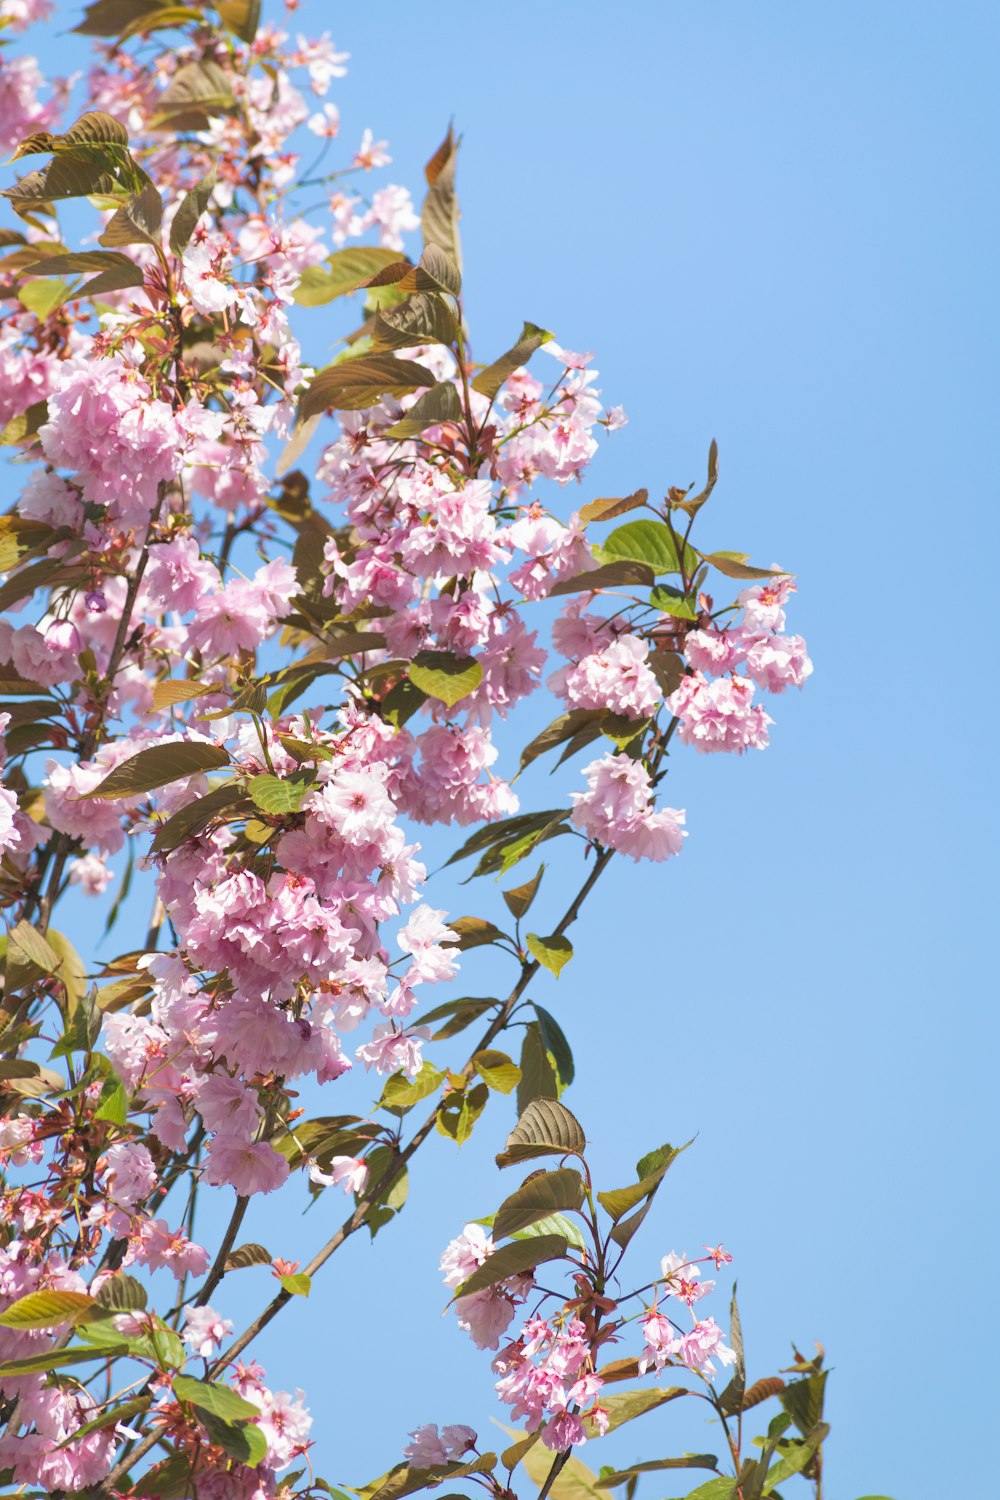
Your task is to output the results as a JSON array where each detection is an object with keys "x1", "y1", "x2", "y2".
[{"x1": 570, "y1": 753, "x2": 687, "y2": 862}]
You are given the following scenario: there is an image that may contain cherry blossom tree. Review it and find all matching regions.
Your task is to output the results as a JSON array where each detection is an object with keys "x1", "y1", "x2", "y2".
[{"x1": 0, "y1": 4, "x2": 879, "y2": 1499}]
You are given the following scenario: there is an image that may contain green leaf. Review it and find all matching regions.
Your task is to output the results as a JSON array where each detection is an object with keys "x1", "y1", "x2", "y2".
[
  {"x1": 85, "y1": 741, "x2": 230, "y2": 799},
  {"x1": 172, "y1": 1375, "x2": 261, "y2": 1423},
  {"x1": 0, "y1": 1290, "x2": 96, "y2": 1329},
  {"x1": 23, "y1": 249, "x2": 145, "y2": 296},
  {"x1": 650, "y1": 583, "x2": 699, "y2": 620},
  {"x1": 699, "y1": 551, "x2": 788, "y2": 582},
  {"x1": 298, "y1": 353, "x2": 437, "y2": 422},
  {"x1": 373, "y1": 292, "x2": 459, "y2": 352},
  {"x1": 595, "y1": 1456, "x2": 716, "y2": 1486},
  {"x1": 517, "y1": 1023, "x2": 559, "y2": 1114},
  {"x1": 681, "y1": 1481, "x2": 737, "y2": 1500},
  {"x1": 97, "y1": 180, "x2": 163, "y2": 246},
  {"x1": 169, "y1": 165, "x2": 218, "y2": 256},
  {"x1": 217, "y1": 0, "x2": 260, "y2": 43},
  {"x1": 583, "y1": 1386, "x2": 688, "y2": 1438},
  {"x1": 151, "y1": 782, "x2": 247, "y2": 853},
  {"x1": 518, "y1": 709, "x2": 603, "y2": 775},
  {"x1": 598, "y1": 519, "x2": 697, "y2": 577},
  {"x1": 455, "y1": 1233, "x2": 568, "y2": 1297},
  {"x1": 94, "y1": 1068, "x2": 129, "y2": 1126},
  {"x1": 247, "y1": 772, "x2": 312, "y2": 816},
  {"x1": 512, "y1": 1211, "x2": 586, "y2": 1252},
  {"x1": 420, "y1": 995, "x2": 497, "y2": 1041},
  {"x1": 502, "y1": 865, "x2": 544, "y2": 920},
  {"x1": 526, "y1": 932, "x2": 573, "y2": 978},
  {"x1": 0, "y1": 397, "x2": 48, "y2": 447},
  {"x1": 764, "y1": 1423, "x2": 829, "y2": 1487},
  {"x1": 516, "y1": 1441, "x2": 604, "y2": 1500},
  {"x1": 18, "y1": 277, "x2": 71, "y2": 317},
  {"x1": 436, "y1": 1080, "x2": 489, "y2": 1147},
  {"x1": 473, "y1": 1049, "x2": 521, "y2": 1095},
  {"x1": 94, "y1": 1274, "x2": 147, "y2": 1311},
  {"x1": 383, "y1": 382, "x2": 462, "y2": 440},
  {"x1": 408, "y1": 651, "x2": 482, "y2": 706},
  {"x1": 597, "y1": 1140, "x2": 688, "y2": 1222},
  {"x1": 718, "y1": 1285, "x2": 746, "y2": 1415},
  {"x1": 496, "y1": 1097, "x2": 586, "y2": 1168},
  {"x1": 579, "y1": 489, "x2": 648, "y2": 527},
  {"x1": 294, "y1": 246, "x2": 405, "y2": 305},
  {"x1": 675, "y1": 438, "x2": 719, "y2": 517},
  {"x1": 0, "y1": 1342, "x2": 129, "y2": 1377},
  {"x1": 549, "y1": 558, "x2": 655, "y2": 597},
  {"x1": 148, "y1": 60, "x2": 238, "y2": 131},
  {"x1": 418, "y1": 243, "x2": 462, "y2": 296},
  {"x1": 471, "y1": 321, "x2": 553, "y2": 401},
  {"x1": 446, "y1": 810, "x2": 567, "y2": 867},
  {"x1": 493, "y1": 1167, "x2": 583, "y2": 1240},
  {"x1": 199, "y1": 1408, "x2": 268, "y2": 1466},
  {"x1": 380, "y1": 1061, "x2": 445, "y2": 1111},
  {"x1": 6, "y1": 918, "x2": 60, "y2": 976},
  {"x1": 278, "y1": 1272, "x2": 311, "y2": 1297},
  {"x1": 779, "y1": 1370, "x2": 827, "y2": 1436},
  {"x1": 531, "y1": 1003, "x2": 575, "y2": 1086}
]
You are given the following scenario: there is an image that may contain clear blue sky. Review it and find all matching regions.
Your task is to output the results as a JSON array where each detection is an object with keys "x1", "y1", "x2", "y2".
[{"x1": 16, "y1": 3, "x2": 999, "y2": 1497}]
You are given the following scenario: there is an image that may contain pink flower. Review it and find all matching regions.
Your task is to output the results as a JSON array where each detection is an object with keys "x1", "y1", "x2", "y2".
[
  {"x1": 0, "y1": 784, "x2": 21, "y2": 856},
  {"x1": 353, "y1": 128, "x2": 391, "y2": 169},
  {"x1": 131, "y1": 1218, "x2": 210, "y2": 1279},
  {"x1": 256, "y1": 1386, "x2": 312, "y2": 1469},
  {"x1": 440, "y1": 1224, "x2": 492, "y2": 1289},
  {"x1": 563, "y1": 635, "x2": 661, "y2": 720},
  {"x1": 202, "y1": 1137, "x2": 290, "y2": 1197},
  {"x1": 182, "y1": 1304, "x2": 233, "y2": 1358},
  {"x1": 403, "y1": 1423, "x2": 476, "y2": 1467},
  {"x1": 570, "y1": 753, "x2": 686, "y2": 863},
  {"x1": 670, "y1": 1316, "x2": 737, "y2": 1380},
  {"x1": 397, "y1": 904, "x2": 459, "y2": 984},
  {"x1": 454, "y1": 1288, "x2": 519, "y2": 1350},
  {"x1": 308, "y1": 1155, "x2": 368, "y2": 1194},
  {"x1": 67, "y1": 853, "x2": 113, "y2": 896},
  {"x1": 666, "y1": 673, "x2": 773, "y2": 754},
  {"x1": 103, "y1": 1142, "x2": 157, "y2": 1208},
  {"x1": 541, "y1": 1408, "x2": 586, "y2": 1451},
  {"x1": 355, "y1": 1023, "x2": 429, "y2": 1079},
  {"x1": 741, "y1": 632, "x2": 813, "y2": 694}
]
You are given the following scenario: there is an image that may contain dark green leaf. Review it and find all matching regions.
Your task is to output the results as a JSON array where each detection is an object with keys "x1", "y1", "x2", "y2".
[
  {"x1": 496, "y1": 1097, "x2": 586, "y2": 1168},
  {"x1": 517, "y1": 1023, "x2": 559, "y2": 1115},
  {"x1": 531, "y1": 1004, "x2": 575, "y2": 1086},
  {"x1": 493, "y1": 1167, "x2": 583, "y2": 1240},
  {"x1": 455, "y1": 1233, "x2": 567, "y2": 1297},
  {"x1": 718, "y1": 1285, "x2": 746, "y2": 1415},
  {"x1": 595, "y1": 1455, "x2": 714, "y2": 1486},
  {"x1": 294, "y1": 245, "x2": 404, "y2": 305},
  {"x1": 172, "y1": 1375, "x2": 261, "y2": 1423},
  {"x1": 95, "y1": 1274, "x2": 147, "y2": 1311},
  {"x1": 419, "y1": 994, "x2": 497, "y2": 1040},
  {"x1": 169, "y1": 165, "x2": 218, "y2": 256},
  {"x1": 299, "y1": 353, "x2": 436, "y2": 421},
  {"x1": 85, "y1": 741, "x2": 230, "y2": 799},
  {"x1": 597, "y1": 1140, "x2": 688, "y2": 1222},
  {"x1": 548, "y1": 558, "x2": 655, "y2": 597},
  {"x1": 152, "y1": 782, "x2": 247, "y2": 853},
  {"x1": 472, "y1": 321, "x2": 552, "y2": 401},
  {"x1": 199, "y1": 1408, "x2": 268, "y2": 1466},
  {"x1": 383, "y1": 382, "x2": 462, "y2": 439}
]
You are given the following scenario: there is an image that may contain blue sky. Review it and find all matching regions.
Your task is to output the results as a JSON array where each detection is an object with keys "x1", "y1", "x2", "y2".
[{"x1": 12, "y1": 2, "x2": 1000, "y2": 1497}]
